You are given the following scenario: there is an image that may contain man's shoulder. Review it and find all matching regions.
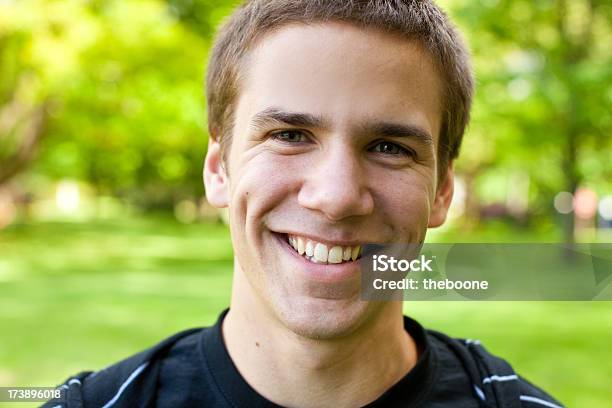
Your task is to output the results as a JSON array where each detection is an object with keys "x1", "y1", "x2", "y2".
[
  {"x1": 42, "y1": 327, "x2": 205, "y2": 408},
  {"x1": 426, "y1": 329, "x2": 564, "y2": 408}
]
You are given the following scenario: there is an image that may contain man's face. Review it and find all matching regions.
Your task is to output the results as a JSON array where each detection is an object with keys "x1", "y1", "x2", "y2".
[{"x1": 205, "y1": 23, "x2": 452, "y2": 338}]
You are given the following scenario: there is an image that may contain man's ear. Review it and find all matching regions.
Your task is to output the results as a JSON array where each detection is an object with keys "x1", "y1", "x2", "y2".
[
  {"x1": 428, "y1": 165, "x2": 454, "y2": 228},
  {"x1": 203, "y1": 136, "x2": 229, "y2": 208}
]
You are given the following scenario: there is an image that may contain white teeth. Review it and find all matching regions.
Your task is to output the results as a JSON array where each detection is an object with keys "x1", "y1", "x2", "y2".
[
  {"x1": 286, "y1": 234, "x2": 361, "y2": 264},
  {"x1": 343, "y1": 247, "x2": 351, "y2": 261},
  {"x1": 351, "y1": 246, "x2": 360, "y2": 261},
  {"x1": 305, "y1": 241, "x2": 314, "y2": 257},
  {"x1": 328, "y1": 246, "x2": 343, "y2": 264},
  {"x1": 314, "y1": 243, "x2": 328, "y2": 263}
]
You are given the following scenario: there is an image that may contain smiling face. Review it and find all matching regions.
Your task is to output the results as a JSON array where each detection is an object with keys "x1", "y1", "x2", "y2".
[{"x1": 204, "y1": 22, "x2": 454, "y2": 338}]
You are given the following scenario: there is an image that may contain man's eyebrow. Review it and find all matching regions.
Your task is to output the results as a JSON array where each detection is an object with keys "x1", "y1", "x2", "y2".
[
  {"x1": 250, "y1": 108, "x2": 327, "y2": 131},
  {"x1": 249, "y1": 108, "x2": 434, "y2": 146},
  {"x1": 360, "y1": 122, "x2": 434, "y2": 146}
]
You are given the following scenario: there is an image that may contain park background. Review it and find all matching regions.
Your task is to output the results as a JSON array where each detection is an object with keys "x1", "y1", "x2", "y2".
[{"x1": 0, "y1": 0, "x2": 611, "y2": 406}]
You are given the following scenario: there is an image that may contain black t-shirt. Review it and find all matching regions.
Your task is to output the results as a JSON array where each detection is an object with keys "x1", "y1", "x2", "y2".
[{"x1": 44, "y1": 309, "x2": 563, "y2": 408}]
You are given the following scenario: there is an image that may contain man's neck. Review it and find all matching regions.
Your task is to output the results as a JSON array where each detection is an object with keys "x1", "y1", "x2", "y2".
[{"x1": 222, "y1": 279, "x2": 417, "y2": 407}]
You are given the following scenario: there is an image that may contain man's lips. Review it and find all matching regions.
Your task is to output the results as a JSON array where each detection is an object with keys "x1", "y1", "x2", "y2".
[
  {"x1": 272, "y1": 232, "x2": 363, "y2": 283},
  {"x1": 285, "y1": 233, "x2": 362, "y2": 265}
]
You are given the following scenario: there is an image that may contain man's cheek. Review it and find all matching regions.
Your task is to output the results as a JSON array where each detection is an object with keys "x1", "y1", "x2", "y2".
[
  {"x1": 228, "y1": 166, "x2": 289, "y2": 253},
  {"x1": 237, "y1": 157, "x2": 299, "y2": 208},
  {"x1": 387, "y1": 188, "x2": 432, "y2": 239},
  {"x1": 376, "y1": 171, "x2": 432, "y2": 210},
  {"x1": 401, "y1": 205, "x2": 430, "y2": 239}
]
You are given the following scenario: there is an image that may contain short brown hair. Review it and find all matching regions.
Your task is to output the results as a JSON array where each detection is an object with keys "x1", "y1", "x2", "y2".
[{"x1": 206, "y1": 0, "x2": 474, "y2": 181}]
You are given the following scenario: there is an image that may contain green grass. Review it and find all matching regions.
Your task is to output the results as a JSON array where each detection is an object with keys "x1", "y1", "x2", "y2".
[{"x1": 0, "y1": 217, "x2": 610, "y2": 407}]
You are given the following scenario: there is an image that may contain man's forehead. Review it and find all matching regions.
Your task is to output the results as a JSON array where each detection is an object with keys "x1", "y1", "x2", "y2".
[
  {"x1": 237, "y1": 22, "x2": 444, "y2": 143},
  {"x1": 247, "y1": 21, "x2": 433, "y2": 62}
]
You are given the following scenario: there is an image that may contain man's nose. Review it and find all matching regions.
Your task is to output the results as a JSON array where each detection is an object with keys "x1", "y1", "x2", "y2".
[{"x1": 297, "y1": 145, "x2": 374, "y2": 221}]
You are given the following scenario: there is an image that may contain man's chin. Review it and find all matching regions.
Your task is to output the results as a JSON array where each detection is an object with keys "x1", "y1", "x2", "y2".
[{"x1": 272, "y1": 296, "x2": 376, "y2": 340}]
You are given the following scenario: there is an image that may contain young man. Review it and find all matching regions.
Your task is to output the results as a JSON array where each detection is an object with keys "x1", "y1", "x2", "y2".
[{"x1": 46, "y1": 1, "x2": 563, "y2": 407}]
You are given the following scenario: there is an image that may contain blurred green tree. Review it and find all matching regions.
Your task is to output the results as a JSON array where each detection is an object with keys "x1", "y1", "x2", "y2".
[
  {"x1": 1, "y1": 0, "x2": 210, "y2": 208},
  {"x1": 0, "y1": 29, "x2": 51, "y2": 188},
  {"x1": 445, "y1": 0, "x2": 612, "y2": 242}
]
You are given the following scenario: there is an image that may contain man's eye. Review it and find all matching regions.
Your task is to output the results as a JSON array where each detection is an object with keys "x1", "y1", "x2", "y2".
[
  {"x1": 270, "y1": 130, "x2": 307, "y2": 143},
  {"x1": 371, "y1": 141, "x2": 413, "y2": 156}
]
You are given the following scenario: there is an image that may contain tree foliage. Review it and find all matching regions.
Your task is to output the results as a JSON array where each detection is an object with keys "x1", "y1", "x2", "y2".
[
  {"x1": 1, "y1": 0, "x2": 209, "y2": 207},
  {"x1": 443, "y1": 0, "x2": 612, "y2": 232}
]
